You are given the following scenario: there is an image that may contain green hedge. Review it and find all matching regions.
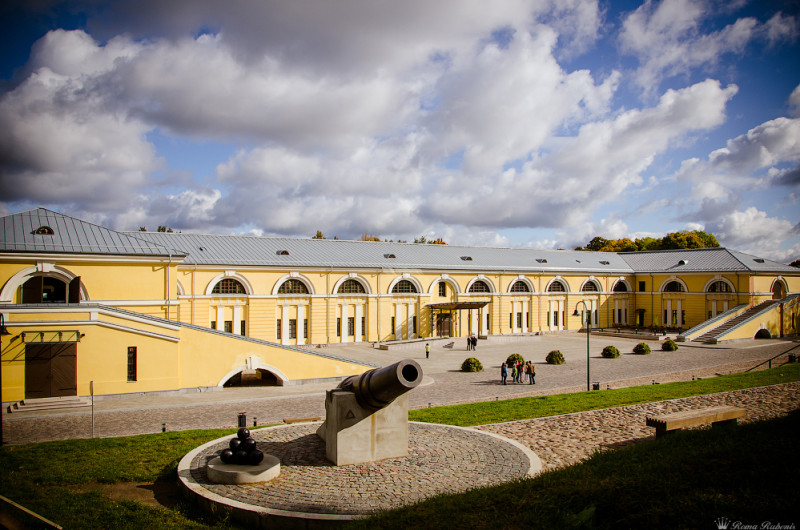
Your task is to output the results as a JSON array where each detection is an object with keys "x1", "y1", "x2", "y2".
[
  {"x1": 662, "y1": 339, "x2": 678, "y2": 351},
  {"x1": 633, "y1": 342, "x2": 651, "y2": 355},
  {"x1": 602, "y1": 345, "x2": 620, "y2": 358},
  {"x1": 461, "y1": 357, "x2": 483, "y2": 372},
  {"x1": 546, "y1": 350, "x2": 565, "y2": 365},
  {"x1": 506, "y1": 353, "x2": 525, "y2": 366}
]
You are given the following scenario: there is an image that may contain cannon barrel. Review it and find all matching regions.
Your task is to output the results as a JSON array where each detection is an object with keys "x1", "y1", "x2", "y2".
[{"x1": 338, "y1": 359, "x2": 422, "y2": 412}]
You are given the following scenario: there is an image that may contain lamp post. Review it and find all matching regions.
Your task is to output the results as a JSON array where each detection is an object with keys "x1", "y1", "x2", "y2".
[
  {"x1": 572, "y1": 302, "x2": 591, "y2": 392},
  {"x1": 0, "y1": 314, "x2": 11, "y2": 447}
]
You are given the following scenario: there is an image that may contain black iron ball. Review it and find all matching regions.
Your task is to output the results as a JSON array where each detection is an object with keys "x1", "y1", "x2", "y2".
[
  {"x1": 234, "y1": 449, "x2": 249, "y2": 465},
  {"x1": 229, "y1": 438, "x2": 242, "y2": 451},
  {"x1": 248, "y1": 449, "x2": 264, "y2": 466},
  {"x1": 219, "y1": 448, "x2": 235, "y2": 464},
  {"x1": 241, "y1": 437, "x2": 257, "y2": 453},
  {"x1": 237, "y1": 427, "x2": 251, "y2": 440}
]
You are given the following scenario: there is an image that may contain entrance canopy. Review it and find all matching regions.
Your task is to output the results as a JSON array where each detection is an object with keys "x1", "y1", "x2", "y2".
[{"x1": 427, "y1": 302, "x2": 489, "y2": 311}]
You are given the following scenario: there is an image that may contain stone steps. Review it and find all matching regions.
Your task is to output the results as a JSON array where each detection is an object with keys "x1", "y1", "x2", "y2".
[{"x1": 7, "y1": 396, "x2": 91, "y2": 413}]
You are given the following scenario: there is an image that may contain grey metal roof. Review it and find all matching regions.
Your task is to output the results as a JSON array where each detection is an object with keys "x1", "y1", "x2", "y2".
[
  {"x1": 129, "y1": 231, "x2": 634, "y2": 273},
  {"x1": 0, "y1": 208, "x2": 184, "y2": 258},
  {"x1": 618, "y1": 248, "x2": 798, "y2": 273}
]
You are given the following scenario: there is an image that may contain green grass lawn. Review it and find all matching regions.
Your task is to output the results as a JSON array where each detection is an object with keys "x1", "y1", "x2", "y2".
[
  {"x1": 1, "y1": 363, "x2": 798, "y2": 529},
  {"x1": 409, "y1": 363, "x2": 800, "y2": 426}
]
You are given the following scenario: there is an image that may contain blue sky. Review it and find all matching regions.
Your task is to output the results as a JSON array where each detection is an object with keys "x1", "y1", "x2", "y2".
[{"x1": 1, "y1": 0, "x2": 798, "y2": 261}]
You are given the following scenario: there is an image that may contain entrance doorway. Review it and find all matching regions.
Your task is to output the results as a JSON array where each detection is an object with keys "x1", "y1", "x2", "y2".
[
  {"x1": 25, "y1": 343, "x2": 78, "y2": 399},
  {"x1": 436, "y1": 314, "x2": 452, "y2": 337}
]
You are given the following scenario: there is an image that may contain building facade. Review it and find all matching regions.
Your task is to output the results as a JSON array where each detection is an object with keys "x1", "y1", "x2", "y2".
[{"x1": 2, "y1": 208, "x2": 798, "y2": 402}]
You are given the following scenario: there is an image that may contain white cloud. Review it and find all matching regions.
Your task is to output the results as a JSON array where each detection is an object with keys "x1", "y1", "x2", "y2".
[
  {"x1": 618, "y1": 0, "x2": 784, "y2": 94},
  {"x1": 707, "y1": 207, "x2": 797, "y2": 260}
]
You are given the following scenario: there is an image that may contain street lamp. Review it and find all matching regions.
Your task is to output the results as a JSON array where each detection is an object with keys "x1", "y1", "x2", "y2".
[
  {"x1": 572, "y1": 302, "x2": 592, "y2": 392},
  {"x1": 0, "y1": 313, "x2": 11, "y2": 447}
]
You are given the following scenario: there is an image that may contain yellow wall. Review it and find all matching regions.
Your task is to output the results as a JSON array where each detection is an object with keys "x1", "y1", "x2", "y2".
[{"x1": 0, "y1": 307, "x2": 373, "y2": 402}]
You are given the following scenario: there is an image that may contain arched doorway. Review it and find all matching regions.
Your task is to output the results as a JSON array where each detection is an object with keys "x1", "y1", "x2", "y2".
[
  {"x1": 223, "y1": 369, "x2": 279, "y2": 387},
  {"x1": 772, "y1": 281, "x2": 786, "y2": 300}
]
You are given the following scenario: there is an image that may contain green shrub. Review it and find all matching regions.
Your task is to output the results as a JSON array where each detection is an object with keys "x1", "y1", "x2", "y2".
[
  {"x1": 633, "y1": 342, "x2": 651, "y2": 355},
  {"x1": 506, "y1": 353, "x2": 525, "y2": 366},
  {"x1": 461, "y1": 357, "x2": 483, "y2": 372},
  {"x1": 602, "y1": 345, "x2": 620, "y2": 358},
  {"x1": 662, "y1": 339, "x2": 679, "y2": 351},
  {"x1": 545, "y1": 350, "x2": 565, "y2": 365}
]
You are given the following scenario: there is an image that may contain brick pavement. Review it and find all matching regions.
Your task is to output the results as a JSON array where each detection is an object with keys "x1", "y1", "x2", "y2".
[
  {"x1": 2, "y1": 335, "x2": 797, "y2": 444},
  {"x1": 181, "y1": 422, "x2": 537, "y2": 518}
]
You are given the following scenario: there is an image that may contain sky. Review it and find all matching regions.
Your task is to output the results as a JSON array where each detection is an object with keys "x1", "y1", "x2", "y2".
[{"x1": 0, "y1": 0, "x2": 799, "y2": 262}]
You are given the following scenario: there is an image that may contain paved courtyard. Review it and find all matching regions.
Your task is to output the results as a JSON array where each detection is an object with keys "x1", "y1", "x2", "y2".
[{"x1": 2, "y1": 334, "x2": 798, "y2": 445}]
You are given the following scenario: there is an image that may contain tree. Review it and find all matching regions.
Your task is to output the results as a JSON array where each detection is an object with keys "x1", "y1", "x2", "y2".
[
  {"x1": 360, "y1": 233, "x2": 381, "y2": 242},
  {"x1": 577, "y1": 230, "x2": 720, "y2": 253},
  {"x1": 312, "y1": 230, "x2": 325, "y2": 239},
  {"x1": 790, "y1": 259, "x2": 800, "y2": 268}
]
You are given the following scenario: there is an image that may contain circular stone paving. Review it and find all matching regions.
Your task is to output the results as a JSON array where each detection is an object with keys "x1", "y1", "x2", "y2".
[{"x1": 179, "y1": 421, "x2": 541, "y2": 525}]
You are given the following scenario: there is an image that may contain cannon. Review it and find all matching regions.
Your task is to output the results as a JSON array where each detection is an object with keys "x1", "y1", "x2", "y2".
[
  {"x1": 337, "y1": 359, "x2": 422, "y2": 412},
  {"x1": 317, "y1": 359, "x2": 423, "y2": 466}
]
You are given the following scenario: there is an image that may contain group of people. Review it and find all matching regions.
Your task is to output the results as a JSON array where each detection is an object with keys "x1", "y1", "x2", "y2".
[
  {"x1": 500, "y1": 359, "x2": 535, "y2": 385},
  {"x1": 466, "y1": 334, "x2": 478, "y2": 351}
]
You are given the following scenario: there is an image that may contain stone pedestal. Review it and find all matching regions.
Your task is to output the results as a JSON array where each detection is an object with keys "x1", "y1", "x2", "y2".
[
  {"x1": 206, "y1": 454, "x2": 281, "y2": 484},
  {"x1": 316, "y1": 389, "x2": 409, "y2": 466}
]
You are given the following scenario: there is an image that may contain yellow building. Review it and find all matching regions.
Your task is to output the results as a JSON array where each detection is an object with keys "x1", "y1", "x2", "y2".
[{"x1": 1, "y1": 208, "x2": 798, "y2": 403}]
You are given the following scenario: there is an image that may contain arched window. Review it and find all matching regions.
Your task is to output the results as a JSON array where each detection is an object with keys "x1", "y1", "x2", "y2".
[
  {"x1": 392, "y1": 280, "x2": 418, "y2": 294},
  {"x1": 212, "y1": 278, "x2": 246, "y2": 295},
  {"x1": 22, "y1": 276, "x2": 67, "y2": 303},
  {"x1": 548, "y1": 280, "x2": 566, "y2": 292},
  {"x1": 581, "y1": 282, "x2": 599, "y2": 292},
  {"x1": 338, "y1": 279, "x2": 366, "y2": 294},
  {"x1": 278, "y1": 279, "x2": 309, "y2": 294},
  {"x1": 510, "y1": 281, "x2": 530, "y2": 293},
  {"x1": 469, "y1": 280, "x2": 490, "y2": 293},
  {"x1": 707, "y1": 281, "x2": 732, "y2": 293},
  {"x1": 663, "y1": 281, "x2": 684, "y2": 293},
  {"x1": 613, "y1": 282, "x2": 628, "y2": 292}
]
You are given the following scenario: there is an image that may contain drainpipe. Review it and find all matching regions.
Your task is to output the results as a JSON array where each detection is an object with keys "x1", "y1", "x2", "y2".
[
  {"x1": 192, "y1": 263, "x2": 197, "y2": 325},
  {"x1": 167, "y1": 251, "x2": 172, "y2": 321},
  {"x1": 650, "y1": 273, "x2": 655, "y2": 327}
]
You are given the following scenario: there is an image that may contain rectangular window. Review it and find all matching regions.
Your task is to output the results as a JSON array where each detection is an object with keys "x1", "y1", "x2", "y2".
[
  {"x1": 391, "y1": 316, "x2": 396, "y2": 334},
  {"x1": 439, "y1": 282, "x2": 446, "y2": 297},
  {"x1": 348, "y1": 316, "x2": 355, "y2": 336},
  {"x1": 639, "y1": 281, "x2": 646, "y2": 292},
  {"x1": 224, "y1": 320, "x2": 233, "y2": 333},
  {"x1": 553, "y1": 311, "x2": 559, "y2": 327},
  {"x1": 289, "y1": 318, "x2": 297, "y2": 339},
  {"x1": 127, "y1": 346, "x2": 137, "y2": 382},
  {"x1": 361, "y1": 316, "x2": 366, "y2": 337},
  {"x1": 336, "y1": 317, "x2": 341, "y2": 337},
  {"x1": 517, "y1": 312, "x2": 522, "y2": 328},
  {"x1": 277, "y1": 319, "x2": 282, "y2": 340},
  {"x1": 664, "y1": 310, "x2": 668, "y2": 326},
  {"x1": 412, "y1": 316, "x2": 417, "y2": 334},
  {"x1": 509, "y1": 313, "x2": 513, "y2": 328},
  {"x1": 304, "y1": 318, "x2": 308, "y2": 339},
  {"x1": 241, "y1": 320, "x2": 246, "y2": 336},
  {"x1": 211, "y1": 320, "x2": 216, "y2": 330}
]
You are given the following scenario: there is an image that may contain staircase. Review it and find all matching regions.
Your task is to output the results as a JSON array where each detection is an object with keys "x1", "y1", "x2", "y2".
[
  {"x1": 694, "y1": 300, "x2": 781, "y2": 343},
  {"x1": 6, "y1": 396, "x2": 91, "y2": 414}
]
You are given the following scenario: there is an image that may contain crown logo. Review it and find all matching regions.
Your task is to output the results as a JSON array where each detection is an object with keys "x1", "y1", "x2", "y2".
[{"x1": 715, "y1": 517, "x2": 730, "y2": 530}]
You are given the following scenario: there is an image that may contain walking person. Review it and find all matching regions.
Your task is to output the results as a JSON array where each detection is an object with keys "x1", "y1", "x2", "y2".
[
  {"x1": 471, "y1": 335, "x2": 478, "y2": 350},
  {"x1": 425, "y1": 343, "x2": 430, "y2": 359},
  {"x1": 511, "y1": 363, "x2": 517, "y2": 384},
  {"x1": 500, "y1": 363, "x2": 508, "y2": 385},
  {"x1": 530, "y1": 362, "x2": 536, "y2": 384},
  {"x1": 466, "y1": 336, "x2": 472, "y2": 351}
]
